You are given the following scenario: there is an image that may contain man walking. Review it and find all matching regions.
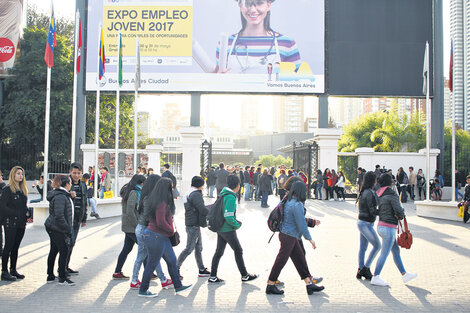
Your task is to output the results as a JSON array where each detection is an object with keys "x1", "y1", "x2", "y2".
[
  {"x1": 215, "y1": 163, "x2": 229, "y2": 197},
  {"x1": 162, "y1": 163, "x2": 179, "y2": 197},
  {"x1": 208, "y1": 175, "x2": 258, "y2": 283},
  {"x1": 67, "y1": 163, "x2": 88, "y2": 275}
]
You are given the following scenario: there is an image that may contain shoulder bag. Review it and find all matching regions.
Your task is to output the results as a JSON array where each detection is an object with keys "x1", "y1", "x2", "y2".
[{"x1": 397, "y1": 217, "x2": 413, "y2": 249}]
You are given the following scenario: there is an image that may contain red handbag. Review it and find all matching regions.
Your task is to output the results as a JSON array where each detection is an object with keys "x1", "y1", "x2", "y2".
[{"x1": 397, "y1": 217, "x2": 413, "y2": 249}]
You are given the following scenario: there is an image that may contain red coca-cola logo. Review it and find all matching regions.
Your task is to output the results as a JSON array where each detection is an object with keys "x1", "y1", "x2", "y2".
[{"x1": 0, "y1": 38, "x2": 15, "y2": 62}]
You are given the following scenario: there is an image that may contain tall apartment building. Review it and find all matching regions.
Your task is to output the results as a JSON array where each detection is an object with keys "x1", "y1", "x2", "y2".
[
  {"x1": 273, "y1": 96, "x2": 304, "y2": 133},
  {"x1": 450, "y1": 0, "x2": 470, "y2": 129}
]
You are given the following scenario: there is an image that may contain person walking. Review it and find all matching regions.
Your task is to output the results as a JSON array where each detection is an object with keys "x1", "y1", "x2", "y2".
[
  {"x1": 45, "y1": 175, "x2": 75, "y2": 286},
  {"x1": 266, "y1": 181, "x2": 324, "y2": 295},
  {"x1": 356, "y1": 167, "x2": 364, "y2": 197},
  {"x1": 177, "y1": 176, "x2": 210, "y2": 277},
  {"x1": 131, "y1": 174, "x2": 172, "y2": 290},
  {"x1": 207, "y1": 167, "x2": 217, "y2": 198},
  {"x1": 162, "y1": 163, "x2": 179, "y2": 198},
  {"x1": 259, "y1": 169, "x2": 272, "y2": 208},
  {"x1": 397, "y1": 167, "x2": 408, "y2": 203},
  {"x1": 314, "y1": 170, "x2": 323, "y2": 200},
  {"x1": 0, "y1": 166, "x2": 29, "y2": 281},
  {"x1": 113, "y1": 174, "x2": 146, "y2": 279},
  {"x1": 215, "y1": 163, "x2": 229, "y2": 197},
  {"x1": 416, "y1": 169, "x2": 426, "y2": 200},
  {"x1": 277, "y1": 170, "x2": 288, "y2": 201},
  {"x1": 138, "y1": 178, "x2": 192, "y2": 297},
  {"x1": 371, "y1": 174, "x2": 417, "y2": 287},
  {"x1": 408, "y1": 167, "x2": 416, "y2": 201},
  {"x1": 355, "y1": 172, "x2": 381, "y2": 281},
  {"x1": 335, "y1": 171, "x2": 346, "y2": 201},
  {"x1": 208, "y1": 175, "x2": 258, "y2": 283}
]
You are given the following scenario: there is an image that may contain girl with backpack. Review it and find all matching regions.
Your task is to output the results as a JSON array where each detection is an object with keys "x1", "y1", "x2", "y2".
[
  {"x1": 266, "y1": 181, "x2": 324, "y2": 295},
  {"x1": 356, "y1": 171, "x2": 381, "y2": 281}
]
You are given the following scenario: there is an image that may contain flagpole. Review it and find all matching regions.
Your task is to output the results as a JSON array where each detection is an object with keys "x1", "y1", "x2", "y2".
[
  {"x1": 134, "y1": 37, "x2": 140, "y2": 174},
  {"x1": 71, "y1": 10, "x2": 79, "y2": 162},
  {"x1": 43, "y1": 66, "x2": 51, "y2": 202},
  {"x1": 94, "y1": 25, "x2": 102, "y2": 199},
  {"x1": 425, "y1": 41, "x2": 431, "y2": 201},
  {"x1": 451, "y1": 38, "x2": 456, "y2": 202},
  {"x1": 115, "y1": 31, "x2": 121, "y2": 195}
]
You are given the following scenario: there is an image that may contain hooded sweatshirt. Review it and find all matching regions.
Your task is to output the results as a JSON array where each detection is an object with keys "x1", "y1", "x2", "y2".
[{"x1": 219, "y1": 187, "x2": 241, "y2": 232}]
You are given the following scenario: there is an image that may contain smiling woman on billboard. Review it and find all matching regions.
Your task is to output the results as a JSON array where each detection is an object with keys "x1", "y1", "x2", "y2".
[{"x1": 214, "y1": 0, "x2": 301, "y2": 75}]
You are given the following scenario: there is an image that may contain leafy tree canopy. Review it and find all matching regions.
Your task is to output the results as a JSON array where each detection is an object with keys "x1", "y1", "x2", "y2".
[{"x1": 254, "y1": 154, "x2": 293, "y2": 168}]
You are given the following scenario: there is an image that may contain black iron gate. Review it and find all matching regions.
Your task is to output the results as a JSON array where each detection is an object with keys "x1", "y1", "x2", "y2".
[
  {"x1": 200, "y1": 140, "x2": 212, "y2": 178},
  {"x1": 292, "y1": 141, "x2": 319, "y2": 198}
]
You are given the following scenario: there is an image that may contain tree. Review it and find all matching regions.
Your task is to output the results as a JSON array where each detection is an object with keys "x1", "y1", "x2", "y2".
[{"x1": 254, "y1": 155, "x2": 293, "y2": 168}]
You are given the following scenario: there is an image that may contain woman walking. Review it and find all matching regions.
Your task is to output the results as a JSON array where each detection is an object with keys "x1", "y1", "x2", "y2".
[
  {"x1": 266, "y1": 181, "x2": 324, "y2": 295},
  {"x1": 259, "y1": 169, "x2": 273, "y2": 208},
  {"x1": 131, "y1": 174, "x2": 172, "y2": 290},
  {"x1": 335, "y1": 171, "x2": 346, "y2": 201},
  {"x1": 45, "y1": 175, "x2": 75, "y2": 285},
  {"x1": 371, "y1": 174, "x2": 417, "y2": 287},
  {"x1": 0, "y1": 166, "x2": 29, "y2": 281},
  {"x1": 416, "y1": 169, "x2": 426, "y2": 200},
  {"x1": 314, "y1": 170, "x2": 323, "y2": 200},
  {"x1": 139, "y1": 178, "x2": 192, "y2": 297},
  {"x1": 112, "y1": 174, "x2": 146, "y2": 279},
  {"x1": 356, "y1": 172, "x2": 381, "y2": 281}
]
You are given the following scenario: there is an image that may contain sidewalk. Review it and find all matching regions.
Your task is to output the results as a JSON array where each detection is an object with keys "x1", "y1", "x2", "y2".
[{"x1": 1, "y1": 196, "x2": 469, "y2": 312}]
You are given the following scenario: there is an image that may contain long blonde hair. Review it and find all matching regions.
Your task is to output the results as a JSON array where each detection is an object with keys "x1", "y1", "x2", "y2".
[{"x1": 8, "y1": 166, "x2": 28, "y2": 195}]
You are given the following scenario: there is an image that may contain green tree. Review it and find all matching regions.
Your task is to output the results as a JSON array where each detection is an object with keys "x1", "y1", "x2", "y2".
[{"x1": 255, "y1": 155, "x2": 293, "y2": 168}]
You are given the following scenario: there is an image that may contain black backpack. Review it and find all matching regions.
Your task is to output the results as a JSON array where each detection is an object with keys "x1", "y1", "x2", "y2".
[
  {"x1": 267, "y1": 198, "x2": 287, "y2": 243},
  {"x1": 206, "y1": 195, "x2": 226, "y2": 232}
]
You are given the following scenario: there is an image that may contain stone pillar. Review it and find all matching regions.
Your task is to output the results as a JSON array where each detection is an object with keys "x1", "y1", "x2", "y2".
[
  {"x1": 81, "y1": 144, "x2": 97, "y2": 170},
  {"x1": 146, "y1": 145, "x2": 163, "y2": 174},
  {"x1": 179, "y1": 127, "x2": 203, "y2": 195},
  {"x1": 355, "y1": 147, "x2": 375, "y2": 170},
  {"x1": 314, "y1": 128, "x2": 342, "y2": 171}
]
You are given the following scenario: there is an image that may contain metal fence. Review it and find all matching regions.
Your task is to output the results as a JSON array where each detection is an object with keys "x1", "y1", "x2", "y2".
[{"x1": 442, "y1": 143, "x2": 470, "y2": 186}]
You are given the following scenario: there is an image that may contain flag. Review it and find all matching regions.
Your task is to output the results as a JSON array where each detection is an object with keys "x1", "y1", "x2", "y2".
[
  {"x1": 118, "y1": 32, "x2": 123, "y2": 87},
  {"x1": 449, "y1": 40, "x2": 453, "y2": 92},
  {"x1": 44, "y1": 2, "x2": 56, "y2": 68},
  {"x1": 76, "y1": 13, "x2": 82, "y2": 73},
  {"x1": 135, "y1": 37, "x2": 141, "y2": 91},
  {"x1": 422, "y1": 42, "x2": 429, "y2": 95},
  {"x1": 99, "y1": 27, "x2": 106, "y2": 80}
]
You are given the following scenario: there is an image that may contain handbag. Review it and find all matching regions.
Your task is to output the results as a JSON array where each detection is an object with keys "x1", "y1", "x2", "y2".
[
  {"x1": 103, "y1": 190, "x2": 114, "y2": 199},
  {"x1": 169, "y1": 222, "x2": 180, "y2": 247},
  {"x1": 458, "y1": 202, "x2": 465, "y2": 218},
  {"x1": 397, "y1": 217, "x2": 413, "y2": 249}
]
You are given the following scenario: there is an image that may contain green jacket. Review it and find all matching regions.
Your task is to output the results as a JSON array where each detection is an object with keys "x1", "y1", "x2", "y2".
[{"x1": 219, "y1": 187, "x2": 241, "y2": 232}]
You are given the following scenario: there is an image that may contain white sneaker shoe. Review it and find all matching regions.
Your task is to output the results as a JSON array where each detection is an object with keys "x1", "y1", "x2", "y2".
[
  {"x1": 402, "y1": 272, "x2": 417, "y2": 283},
  {"x1": 371, "y1": 275, "x2": 389, "y2": 287},
  {"x1": 329, "y1": 199, "x2": 335, "y2": 201}
]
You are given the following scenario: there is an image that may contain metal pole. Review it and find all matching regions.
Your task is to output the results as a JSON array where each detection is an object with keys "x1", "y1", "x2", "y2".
[
  {"x1": 94, "y1": 25, "x2": 101, "y2": 199},
  {"x1": 425, "y1": 42, "x2": 431, "y2": 201},
  {"x1": 134, "y1": 90, "x2": 138, "y2": 174},
  {"x1": 71, "y1": 10, "x2": 79, "y2": 162},
  {"x1": 451, "y1": 38, "x2": 456, "y2": 202},
  {"x1": 115, "y1": 32, "x2": 121, "y2": 196},
  {"x1": 43, "y1": 66, "x2": 51, "y2": 202}
]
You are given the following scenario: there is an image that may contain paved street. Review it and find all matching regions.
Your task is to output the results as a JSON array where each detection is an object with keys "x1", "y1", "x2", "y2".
[{"x1": 1, "y1": 195, "x2": 469, "y2": 313}]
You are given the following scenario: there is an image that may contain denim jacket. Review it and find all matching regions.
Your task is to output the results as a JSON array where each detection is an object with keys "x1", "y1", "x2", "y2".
[{"x1": 280, "y1": 199, "x2": 312, "y2": 240}]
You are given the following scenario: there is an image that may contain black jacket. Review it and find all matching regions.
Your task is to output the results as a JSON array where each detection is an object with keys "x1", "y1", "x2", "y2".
[
  {"x1": 45, "y1": 189, "x2": 73, "y2": 235},
  {"x1": 207, "y1": 170, "x2": 217, "y2": 186},
  {"x1": 259, "y1": 174, "x2": 273, "y2": 194},
  {"x1": 464, "y1": 185, "x2": 470, "y2": 202},
  {"x1": 358, "y1": 188, "x2": 379, "y2": 223},
  {"x1": 184, "y1": 189, "x2": 208, "y2": 227},
  {"x1": 162, "y1": 170, "x2": 177, "y2": 187},
  {"x1": 0, "y1": 186, "x2": 28, "y2": 228},
  {"x1": 215, "y1": 169, "x2": 229, "y2": 190},
  {"x1": 70, "y1": 178, "x2": 88, "y2": 225},
  {"x1": 254, "y1": 171, "x2": 261, "y2": 185},
  {"x1": 377, "y1": 187, "x2": 404, "y2": 225}
]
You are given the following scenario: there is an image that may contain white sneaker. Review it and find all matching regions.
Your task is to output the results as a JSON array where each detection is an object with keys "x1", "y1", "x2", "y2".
[
  {"x1": 402, "y1": 272, "x2": 417, "y2": 283},
  {"x1": 329, "y1": 199, "x2": 335, "y2": 201},
  {"x1": 371, "y1": 275, "x2": 389, "y2": 287}
]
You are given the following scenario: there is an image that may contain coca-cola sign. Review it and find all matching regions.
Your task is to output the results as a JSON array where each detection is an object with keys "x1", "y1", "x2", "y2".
[{"x1": 0, "y1": 38, "x2": 15, "y2": 62}]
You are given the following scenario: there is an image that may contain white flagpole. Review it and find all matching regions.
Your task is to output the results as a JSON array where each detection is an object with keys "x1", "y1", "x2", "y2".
[
  {"x1": 71, "y1": 10, "x2": 79, "y2": 163},
  {"x1": 94, "y1": 25, "x2": 102, "y2": 199},
  {"x1": 425, "y1": 41, "x2": 431, "y2": 201},
  {"x1": 134, "y1": 37, "x2": 140, "y2": 174},
  {"x1": 115, "y1": 31, "x2": 121, "y2": 195},
  {"x1": 43, "y1": 66, "x2": 51, "y2": 202},
  {"x1": 451, "y1": 38, "x2": 456, "y2": 202}
]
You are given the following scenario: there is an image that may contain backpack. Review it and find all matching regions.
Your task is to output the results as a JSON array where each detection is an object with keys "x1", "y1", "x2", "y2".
[
  {"x1": 206, "y1": 195, "x2": 226, "y2": 232},
  {"x1": 267, "y1": 198, "x2": 287, "y2": 243}
]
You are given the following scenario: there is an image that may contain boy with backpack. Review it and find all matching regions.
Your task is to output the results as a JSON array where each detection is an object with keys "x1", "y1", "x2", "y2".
[{"x1": 208, "y1": 175, "x2": 258, "y2": 283}]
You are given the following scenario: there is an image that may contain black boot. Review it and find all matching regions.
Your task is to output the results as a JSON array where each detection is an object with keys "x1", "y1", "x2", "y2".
[
  {"x1": 1, "y1": 270, "x2": 17, "y2": 281},
  {"x1": 358, "y1": 266, "x2": 372, "y2": 280},
  {"x1": 306, "y1": 283, "x2": 324, "y2": 295},
  {"x1": 356, "y1": 268, "x2": 362, "y2": 279},
  {"x1": 10, "y1": 269, "x2": 25, "y2": 280},
  {"x1": 266, "y1": 284, "x2": 284, "y2": 295}
]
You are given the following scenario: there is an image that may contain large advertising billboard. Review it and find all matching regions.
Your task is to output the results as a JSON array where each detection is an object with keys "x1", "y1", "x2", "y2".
[
  {"x1": 86, "y1": 0, "x2": 325, "y2": 93},
  {"x1": 0, "y1": 0, "x2": 23, "y2": 73}
]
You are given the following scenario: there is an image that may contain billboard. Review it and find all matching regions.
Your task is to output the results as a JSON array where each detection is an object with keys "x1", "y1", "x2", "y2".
[
  {"x1": 86, "y1": 0, "x2": 325, "y2": 93},
  {"x1": 0, "y1": 0, "x2": 23, "y2": 72}
]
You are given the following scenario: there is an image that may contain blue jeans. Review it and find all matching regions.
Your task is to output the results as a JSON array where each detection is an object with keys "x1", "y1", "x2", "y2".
[
  {"x1": 456, "y1": 188, "x2": 464, "y2": 200},
  {"x1": 357, "y1": 220, "x2": 381, "y2": 268},
  {"x1": 209, "y1": 185, "x2": 215, "y2": 198},
  {"x1": 261, "y1": 191, "x2": 268, "y2": 206},
  {"x1": 244, "y1": 183, "x2": 251, "y2": 200},
  {"x1": 140, "y1": 228, "x2": 182, "y2": 292},
  {"x1": 374, "y1": 226, "x2": 406, "y2": 276},
  {"x1": 255, "y1": 185, "x2": 260, "y2": 199},
  {"x1": 132, "y1": 224, "x2": 166, "y2": 283},
  {"x1": 88, "y1": 198, "x2": 98, "y2": 214},
  {"x1": 315, "y1": 183, "x2": 323, "y2": 199},
  {"x1": 99, "y1": 186, "x2": 106, "y2": 199}
]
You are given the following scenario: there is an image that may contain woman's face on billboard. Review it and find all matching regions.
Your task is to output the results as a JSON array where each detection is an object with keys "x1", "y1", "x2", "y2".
[{"x1": 239, "y1": 0, "x2": 271, "y2": 27}]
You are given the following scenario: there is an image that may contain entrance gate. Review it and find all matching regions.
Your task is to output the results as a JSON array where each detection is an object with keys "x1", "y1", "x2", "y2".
[
  {"x1": 200, "y1": 140, "x2": 212, "y2": 178},
  {"x1": 292, "y1": 141, "x2": 319, "y2": 198}
]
